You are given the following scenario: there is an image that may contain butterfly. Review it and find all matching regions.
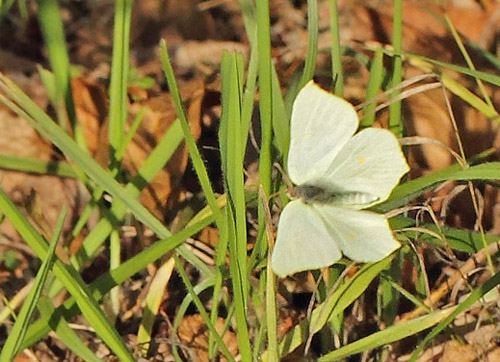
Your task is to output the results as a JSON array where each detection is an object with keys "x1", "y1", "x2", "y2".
[{"x1": 271, "y1": 81, "x2": 409, "y2": 277}]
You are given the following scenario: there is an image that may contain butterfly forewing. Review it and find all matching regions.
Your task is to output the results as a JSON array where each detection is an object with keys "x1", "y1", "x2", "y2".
[
  {"x1": 321, "y1": 128, "x2": 409, "y2": 208},
  {"x1": 287, "y1": 81, "x2": 359, "y2": 186}
]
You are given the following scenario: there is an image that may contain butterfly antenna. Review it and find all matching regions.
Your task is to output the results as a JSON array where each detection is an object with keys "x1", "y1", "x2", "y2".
[
  {"x1": 273, "y1": 162, "x2": 293, "y2": 190},
  {"x1": 258, "y1": 185, "x2": 276, "y2": 249}
]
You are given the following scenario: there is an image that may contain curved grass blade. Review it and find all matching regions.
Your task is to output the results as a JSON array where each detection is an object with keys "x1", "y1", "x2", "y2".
[
  {"x1": 0, "y1": 188, "x2": 136, "y2": 361},
  {"x1": 37, "y1": 297, "x2": 103, "y2": 362},
  {"x1": 409, "y1": 270, "x2": 500, "y2": 361},
  {"x1": 378, "y1": 161, "x2": 500, "y2": 212},
  {"x1": 317, "y1": 307, "x2": 455, "y2": 361},
  {"x1": 21, "y1": 204, "x2": 215, "y2": 350},
  {"x1": 0, "y1": 155, "x2": 76, "y2": 178},
  {"x1": 0, "y1": 207, "x2": 66, "y2": 361}
]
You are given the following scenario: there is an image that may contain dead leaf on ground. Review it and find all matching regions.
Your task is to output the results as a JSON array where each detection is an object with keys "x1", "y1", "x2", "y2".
[
  {"x1": 125, "y1": 80, "x2": 205, "y2": 221},
  {"x1": 178, "y1": 313, "x2": 238, "y2": 362}
]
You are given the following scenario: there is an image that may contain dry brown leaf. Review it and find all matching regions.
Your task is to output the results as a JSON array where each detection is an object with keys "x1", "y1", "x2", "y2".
[
  {"x1": 343, "y1": 0, "x2": 500, "y2": 59},
  {"x1": 198, "y1": 226, "x2": 220, "y2": 249},
  {"x1": 71, "y1": 77, "x2": 109, "y2": 166},
  {"x1": 124, "y1": 82, "x2": 204, "y2": 221},
  {"x1": 0, "y1": 103, "x2": 82, "y2": 245},
  {"x1": 332, "y1": 1, "x2": 500, "y2": 174},
  {"x1": 178, "y1": 314, "x2": 238, "y2": 362},
  {"x1": 402, "y1": 89, "x2": 454, "y2": 171},
  {"x1": 71, "y1": 75, "x2": 208, "y2": 221}
]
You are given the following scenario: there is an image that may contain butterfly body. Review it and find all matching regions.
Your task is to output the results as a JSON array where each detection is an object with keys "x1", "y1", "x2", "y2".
[{"x1": 293, "y1": 184, "x2": 379, "y2": 207}]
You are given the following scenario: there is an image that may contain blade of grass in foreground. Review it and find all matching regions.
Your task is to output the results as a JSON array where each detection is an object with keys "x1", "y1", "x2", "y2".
[
  {"x1": 0, "y1": 188, "x2": 135, "y2": 361},
  {"x1": 107, "y1": 0, "x2": 133, "y2": 319},
  {"x1": 0, "y1": 207, "x2": 65, "y2": 361},
  {"x1": 160, "y1": 40, "x2": 224, "y2": 229},
  {"x1": 37, "y1": 297, "x2": 103, "y2": 362},
  {"x1": 298, "y1": 0, "x2": 318, "y2": 90},
  {"x1": 36, "y1": 0, "x2": 77, "y2": 131},
  {"x1": 0, "y1": 154, "x2": 77, "y2": 177},
  {"x1": 388, "y1": 0, "x2": 403, "y2": 137},
  {"x1": 108, "y1": 0, "x2": 132, "y2": 163},
  {"x1": 220, "y1": 52, "x2": 252, "y2": 361},
  {"x1": 392, "y1": 215, "x2": 499, "y2": 253},
  {"x1": 317, "y1": 307, "x2": 455, "y2": 360},
  {"x1": 0, "y1": 73, "x2": 170, "y2": 239},
  {"x1": 409, "y1": 269, "x2": 500, "y2": 361},
  {"x1": 21, "y1": 212, "x2": 214, "y2": 349},
  {"x1": 329, "y1": 0, "x2": 343, "y2": 95},
  {"x1": 256, "y1": 0, "x2": 273, "y2": 258},
  {"x1": 360, "y1": 48, "x2": 384, "y2": 127}
]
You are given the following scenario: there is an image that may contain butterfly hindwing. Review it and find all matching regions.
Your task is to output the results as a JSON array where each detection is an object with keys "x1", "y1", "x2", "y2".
[
  {"x1": 272, "y1": 199, "x2": 342, "y2": 277},
  {"x1": 314, "y1": 203, "x2": 400, "y2": 262},
  {"x1": 287, "y1": 81, "x2": 359, "y2": 186}
]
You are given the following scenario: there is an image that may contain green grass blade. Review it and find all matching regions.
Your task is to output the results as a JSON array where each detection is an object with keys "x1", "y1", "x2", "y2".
[
  {"x1": 298, "y1": 0, "x2": 318, "y2": 89},
  {"x1": 444, "y1": 14, "x2": 493, "y2": 108},
  {"x1": 241, "y1": 43, "x2": 258, "y2": 155},
  {"x1": 370, "y1": 45, "x2": 500, "y2": 87},
  {"x1": 159, "y1": 40, "x2": 224, "y2": 229},
  {"x1": 108, "y1": 0, "x2": 132, "y2": 163},
  {"x1": 270, "y1": 65, "x2": 289, "y2": 159},
  {"x1": 0, "y1": 188, "x2": 136, "y2": 361},
  {"x1": 329, "y1": 0, "x2": 343, "y2": 95},
  {"x1": 318, "y1": 307, "x2": 455, "y2": 360},
  {"x1": 255, "y1": 0, "x2": 273, "y2": 266},
  {"x1": 0, "y1": 154, "x2": 77, "y2": 177},
  {"x1": 388, "y1": 0, "x2": 403, "y2": 136},
  {"x1": 0, "y1": 207, "x2": 65, "y2": 361},
  {"x1": 361, "y1": 48, "x2": 384, "y2": 127},
  {"x1": 36, "y1": 0, "x2": 77, "y2": 130},
  {"x1": 392, "y1": 216, "x2": 499, "y2": 253},
  {"x1": 220, "y1": 53, "x2": 252, "y2": 360},
  {"x1": 378, "y1": 161, "x2": 500, "y2": 212},
  {"x1": 37, "y1": 297, "x2": 103, "y2": 362},
  {"x1": 238, "y1": 0, "x2": 257, "y2": 45},
  {"x1": 378, "y1": 253, "x2": 402, "y2": 326},
  {"x1": 107, "y1": 1, "x2": 132, "y2": 311},
  {"x1": 409, "y1": 270, "x2": 500, "y2": 361},
  {"x1": 115, "y1": 107, "x2": 146, "y2": 160}
]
